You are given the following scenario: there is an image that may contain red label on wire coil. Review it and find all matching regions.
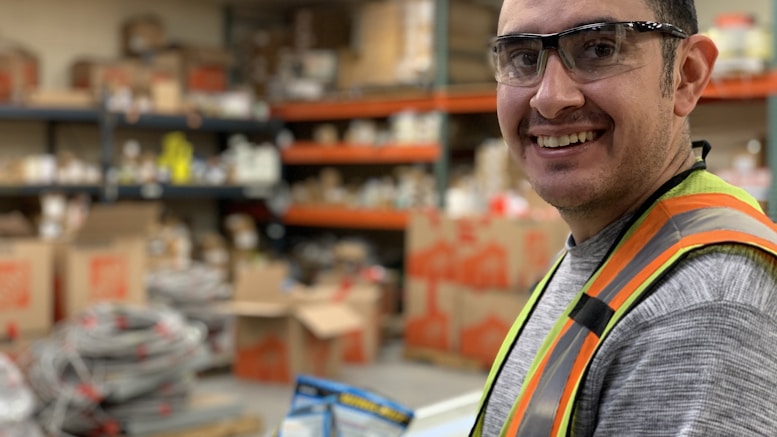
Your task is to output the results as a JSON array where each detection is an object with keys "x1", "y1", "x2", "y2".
[{"x1": 76, "y1": 383, "x2": 102, "y2": 403}]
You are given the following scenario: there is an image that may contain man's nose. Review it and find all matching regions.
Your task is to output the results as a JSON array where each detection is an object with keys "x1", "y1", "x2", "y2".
[{"x1": 529, "y1": 52, "x2": 585, "y2": 119}]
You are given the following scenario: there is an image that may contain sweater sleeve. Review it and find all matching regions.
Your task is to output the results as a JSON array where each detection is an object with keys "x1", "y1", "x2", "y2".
[{"x1": 572, "y1": 245, "x2": 777, "y2": 437}]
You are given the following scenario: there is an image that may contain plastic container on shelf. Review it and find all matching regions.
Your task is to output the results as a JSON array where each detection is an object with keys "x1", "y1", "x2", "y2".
[{"x1": 706, "y1": 12, "x2": 772, "y2": 78}]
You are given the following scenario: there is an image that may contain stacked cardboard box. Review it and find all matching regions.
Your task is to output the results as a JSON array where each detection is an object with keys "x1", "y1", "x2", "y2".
[
  {"x1": 338, "y1": 0, "x2": 496, "y2": 89},
  {"x1": 0, "y1": 213, "x2": 53, "y2": 357},
  {"x1": 71, "y1": 14, "x2": 234, "y2": 114},
  {"x1": 54, "y1": 202, "x2": 160, "y2": 322},
  {"x1": 0, "y1": 44, "x2": 38, "y2": 103},
  {"x1": 403, "y1": 210, "x2": 569, "y2": 367}
]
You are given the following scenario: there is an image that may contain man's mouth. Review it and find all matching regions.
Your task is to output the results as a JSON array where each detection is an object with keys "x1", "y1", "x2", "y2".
[{"x1": 534, "y1": 130, "x2": 601, "y2": 148}]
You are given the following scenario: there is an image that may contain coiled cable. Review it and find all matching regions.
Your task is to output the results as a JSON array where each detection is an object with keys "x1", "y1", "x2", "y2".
[
  {"x1": 0, "y1": 352, "x2": 44, "y2": 437},
  {"x1": 22, "y1": 302, "x2": 207, "y2": 436},
  {"x1": 146, "y1": 262, "x2": 234, "y2": 366}
]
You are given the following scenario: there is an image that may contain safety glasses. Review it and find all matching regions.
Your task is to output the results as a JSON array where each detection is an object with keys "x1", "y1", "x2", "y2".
[{"x1": 491, "y1": 21, "x2": 688, "y2": 87}]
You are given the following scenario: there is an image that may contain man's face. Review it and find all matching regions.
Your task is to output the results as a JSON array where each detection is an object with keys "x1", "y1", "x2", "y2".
[{"x1": 496, "y1": 0, "x2": 683, "y2": 220}]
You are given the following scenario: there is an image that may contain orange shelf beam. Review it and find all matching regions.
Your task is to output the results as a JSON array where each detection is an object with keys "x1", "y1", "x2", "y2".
[
  {"x1": 434, "y1": 89, "x2": 497, "y2": 114},
  {"x1": 272, "y1": 97, "x2": 438, "y2": 121},
  {"x1": 283, "y1": 205, "x2": 408, "y2": 230},
  {"x1": 272, "y1": 72, "x2": 777, "y2": 121},
  {"x1": 701, "y1": 71, "x2": 777, "y2": 100},
  {"x1": 281, "y1": 142, "x2": 440, "y2": 164}
]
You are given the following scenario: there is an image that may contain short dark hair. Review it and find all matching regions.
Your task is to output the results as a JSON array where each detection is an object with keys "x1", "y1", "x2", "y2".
[
  {"x1": 644, "y1": 0, "x2": 698, "y2": 34},
  {"x1": 643, "y1": 0, "x2": 699, "y2": 96}
]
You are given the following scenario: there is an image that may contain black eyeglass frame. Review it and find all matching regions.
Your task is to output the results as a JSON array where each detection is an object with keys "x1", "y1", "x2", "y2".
[{"x1": 490, "y1": 21, "x2": 689, "y2": 84}]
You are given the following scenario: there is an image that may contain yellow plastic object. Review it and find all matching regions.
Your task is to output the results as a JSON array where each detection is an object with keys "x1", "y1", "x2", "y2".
[{"x1": 158, "y1": 131, "x2": 193, "y2": 184}]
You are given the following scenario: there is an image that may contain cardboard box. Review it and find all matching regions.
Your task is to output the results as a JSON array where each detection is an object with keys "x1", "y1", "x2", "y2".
[
  {"x1": 231, "y1": 301, "x2": 361, "y2": 383},
  {"x1": 0, "y1": 239, "x2": 53, "y2": 339},
  {"x1": 403, "y1": 276, "x2": 458, "y2": 351},
  {"x1": 233, "y1": 261, "x2": 290, "y2": 303},
  {"x1": 453, "y1": 215, "x2": 567, "y2": 293},
  {"x1": 71, "y1": 54, "x2": 182, "y2": 101},
  {"x1": 339, "y1": 0, "x2": 496, "y2": 88},
  {"x1": 404, "y1": 211, "x2": 459, "y2": 351},
  {"x1": 404, "y1": 210, "x2": 568, "y2": 354},
  {"x1": 0, "y1": 212, "x2": 52, "y2": 341},
  {"x1": 71, "y1": 58, "x2": 142, "y2": 95},
  {"x1": 55, "y1": 202, "x2": 160, "y2": 321},
  {"x1": 298, "y1": 280, "x2": 382, "y2": 364},
  {"x1": 0, "y1": 46, "x2": 38, "y2": 102},
  {"x1": 121, "y1": 14, "x2": 168, "y2": 56},
  {"x1": 457, "y1": 289, "x2": 529, "y2": 367},
  {"x1": 229, "y1": 262, "x2": 365, "y2": 382},
  {"x1": 159, "y1": 45, "x2": 233, "y2": 93}
]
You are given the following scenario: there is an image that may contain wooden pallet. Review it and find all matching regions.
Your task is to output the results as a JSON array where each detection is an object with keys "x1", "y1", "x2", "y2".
[
  {"x1": 120, "y1": 393, "x2": 263, "y2": 437},
  {"x1": 141, "y1": 414, "x2": 262, "y2": 437},
  {"x1": 403, "y1": 345, "x2": 488, "y2": 372}
]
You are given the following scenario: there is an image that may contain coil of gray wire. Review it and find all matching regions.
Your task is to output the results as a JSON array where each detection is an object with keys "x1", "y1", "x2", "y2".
[
  {"x1": 146, "y1": 262, "x2": 234, "y2": 367},
  {"x1": 0, "y1": 352, "x2": 44, "y2": 437},
  {"x1": 22, "y1": 302, "x2": 208, "y2": 437}
]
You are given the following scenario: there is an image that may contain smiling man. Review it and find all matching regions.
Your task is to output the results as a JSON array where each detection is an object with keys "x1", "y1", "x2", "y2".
[{"x1": 469, "y1": 0, "x2": 777, "y2": 436}]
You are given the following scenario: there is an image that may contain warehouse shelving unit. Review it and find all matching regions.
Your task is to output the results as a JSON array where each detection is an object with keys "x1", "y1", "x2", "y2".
[
  {"x1": 269, "y1": 70, "x2": 777, "y2": 230},
  {"x1": 269, "y1": 0, "x2": 777, "y2": 231},
  {"x1": 0, "y1": 104, "x2": 283, "y2": 202},
  {"x1": 0, "y1": 0, "x2": 774, "y2": 229}
]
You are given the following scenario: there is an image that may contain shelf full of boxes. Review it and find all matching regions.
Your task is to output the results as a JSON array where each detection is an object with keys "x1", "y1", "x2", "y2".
[{"x1": 0, "y1": 13, "x2": 283, "y2": 206}]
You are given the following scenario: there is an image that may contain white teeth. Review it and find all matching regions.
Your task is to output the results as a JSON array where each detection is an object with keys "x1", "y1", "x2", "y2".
[{"x1": 537, "y1": 131, "x2": 597, "y2": 148}]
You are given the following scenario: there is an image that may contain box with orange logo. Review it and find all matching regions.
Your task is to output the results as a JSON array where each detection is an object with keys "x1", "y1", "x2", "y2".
[
  {"x1": 404, "y1": 210, "x2": 568, "y2": 360},
  {"x1": 0, "y1": 239, "x2": 53, "y2": 341},
  {"x1": 458, "y1": 215, "x2": 568, "y2": 293},
  {"x1": 55, "y1": 202, "x2": 160, "y2": 321},
  {"x1": 456, "y1": 289, "x2": 530, "y2": 367},
  {"x1": 403, "y1": 210, "x2": 460, "y2": 352},
  {"x1": 228, "y1": 261, "x2": 364, "y2": 383},
  {"x1": 231, "y1": 301, "x2": 362, "y2": 384}
]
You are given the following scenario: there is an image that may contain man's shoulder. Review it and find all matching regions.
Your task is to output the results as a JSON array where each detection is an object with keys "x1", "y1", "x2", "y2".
[
  {"x1": 652, "y1": 242, "x2": 777, "y2": 313},
  {"x1": 683, "y1": 242, "x2": 777, "y2": 272}
]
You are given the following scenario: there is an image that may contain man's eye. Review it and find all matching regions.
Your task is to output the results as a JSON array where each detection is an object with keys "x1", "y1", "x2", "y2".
[
  {"x1": 582, "y1": 41, "x2": 617, "y2": 59},
  {"x1": 589, "y1": 43, "x2": 615, "y2": 58},
  {"x1": 509, "y1": 50, "x2": 539, "y2": 68}
]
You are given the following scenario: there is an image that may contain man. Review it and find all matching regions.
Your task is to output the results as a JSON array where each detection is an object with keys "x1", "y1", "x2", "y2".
[{"x1": 470, "y1": 0, "x2": 777, "y2": 436}]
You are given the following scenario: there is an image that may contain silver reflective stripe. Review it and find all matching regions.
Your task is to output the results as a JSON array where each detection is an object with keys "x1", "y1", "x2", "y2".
[
  {"x1": 597, "y1": 207, "x2": 776, "y2": 304},
  {"x1": 518, "y1": 327, "x2": 589, "y2": 436},
  {"x1": 516, "y1": 206, "x2": 777, "y2": 436}
]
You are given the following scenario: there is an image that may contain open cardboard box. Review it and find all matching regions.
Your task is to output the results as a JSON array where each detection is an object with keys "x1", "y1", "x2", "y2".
[
  {"x1": 229, "y1": 300, "x2": 361, "y2": 383},
  {"x1": 226, "y1": 261, "x2": 366, "y2": 383},
  {"x1": 55, "y1": 202, "x2": 161, "y2": 321},
  {"x1": 293, "y1": 280, "x2": 382, "y2": 364}
]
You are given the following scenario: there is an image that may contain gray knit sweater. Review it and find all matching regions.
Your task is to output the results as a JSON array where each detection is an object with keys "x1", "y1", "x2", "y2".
[{"x1": 482, "y1": 214, "x2": 777, "y2": 436}]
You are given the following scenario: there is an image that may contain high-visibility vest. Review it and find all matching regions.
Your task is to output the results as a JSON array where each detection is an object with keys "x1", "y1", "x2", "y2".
[{"x1": 469, "y1": 169, "x2": 777, "y2": 437}]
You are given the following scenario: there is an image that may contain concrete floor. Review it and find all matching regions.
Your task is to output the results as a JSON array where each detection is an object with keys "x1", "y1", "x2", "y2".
[{"x1": 195, "y1": 339, "x2": 489, "y2": 436}]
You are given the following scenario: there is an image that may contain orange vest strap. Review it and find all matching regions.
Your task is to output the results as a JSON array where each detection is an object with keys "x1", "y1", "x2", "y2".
[{"x1": 504, "y1": 195, "x2": 777, "y2": 436}]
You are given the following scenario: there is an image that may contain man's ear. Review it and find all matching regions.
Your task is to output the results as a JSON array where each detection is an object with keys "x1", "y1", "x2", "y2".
[{"x1": 674, "y1": 34, "x2": 719, "y2": 117}]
